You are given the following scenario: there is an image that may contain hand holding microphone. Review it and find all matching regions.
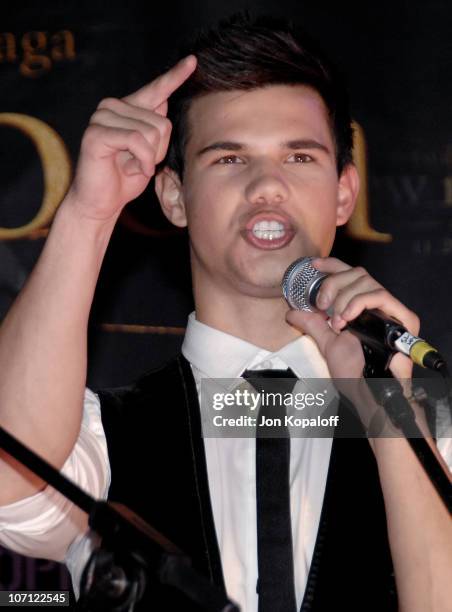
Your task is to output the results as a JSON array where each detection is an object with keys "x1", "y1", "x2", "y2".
[{"x1": 283, "y1": 257, "x2": 446, "y2": 375}]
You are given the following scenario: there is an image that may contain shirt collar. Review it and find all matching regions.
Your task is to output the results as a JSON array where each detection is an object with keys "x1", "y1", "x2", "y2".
[{"x1": 182, "y1": 312, "x2": 331, "y2": 380}]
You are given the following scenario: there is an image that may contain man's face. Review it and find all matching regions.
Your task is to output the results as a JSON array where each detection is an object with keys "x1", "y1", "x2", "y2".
[{"x1": 161, "y1": 85, "x2": 357, "y2": 300}]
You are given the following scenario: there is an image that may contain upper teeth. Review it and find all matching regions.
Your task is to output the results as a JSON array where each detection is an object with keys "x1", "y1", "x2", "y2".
[{"x1": 252, "y1": 220, "x2": 285, "y2": 240}]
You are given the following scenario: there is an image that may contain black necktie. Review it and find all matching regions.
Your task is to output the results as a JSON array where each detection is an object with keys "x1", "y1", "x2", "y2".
[{"x1": 242, "y1": 368, "x2": 298, "y2": 612}]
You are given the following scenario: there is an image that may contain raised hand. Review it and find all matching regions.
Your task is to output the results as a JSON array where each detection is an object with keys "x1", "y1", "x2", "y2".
[
  {"x1": 67, "y1": 55, "x2": 196, "y2": 221},
  {"x1": 0, "y1": 55, "x2": 197, "y2": 505}
]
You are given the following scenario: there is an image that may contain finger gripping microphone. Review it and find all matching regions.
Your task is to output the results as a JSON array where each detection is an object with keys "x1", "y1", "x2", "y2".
[{"x1": 282, "y1": 257, "x2": 445, "y2": 372}]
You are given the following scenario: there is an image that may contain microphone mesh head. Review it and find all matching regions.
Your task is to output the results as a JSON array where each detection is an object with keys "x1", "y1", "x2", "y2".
[{"x1": 281, "y1": 257, "x2": 325, "y2": 311}]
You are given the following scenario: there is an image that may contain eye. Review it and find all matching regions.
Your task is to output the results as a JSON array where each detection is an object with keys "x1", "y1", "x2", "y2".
[
  {"x1": 287, "y1": 152, "x2": 314, "y2": 163},
  {"x1": 216, "y1": 155, "x2": 245, "y2": 165}
]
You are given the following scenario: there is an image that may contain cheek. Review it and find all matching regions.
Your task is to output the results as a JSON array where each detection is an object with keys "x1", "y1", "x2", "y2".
[
  {"x1": 183, "y1": 190, "x2": 226, "y2": 251},
  {"x1": 310, "y1": 184, "x2": 341, "y2": 226},
  {"x1": 315, "y1": 208, "x2": 338, "y2": 237},
  {"x1": 183, "y1": 173, "x2": 236, "y2": 235},
  {"x1": 301, "y1": 192, "x2": 339, "y2": 254}
]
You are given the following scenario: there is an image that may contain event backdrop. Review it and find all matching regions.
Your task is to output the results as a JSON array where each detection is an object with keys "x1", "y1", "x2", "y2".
[{"x1": 1, "y1": 0, "x2": 451, "y2": 598}]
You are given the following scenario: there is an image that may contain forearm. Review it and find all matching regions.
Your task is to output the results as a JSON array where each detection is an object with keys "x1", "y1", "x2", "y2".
[
  {"x1": 0, "y1": 194, "x2": 117, "y2": 503},
  {"x1": 372, "y1": 435, "x2": 452, "y2": 612}
]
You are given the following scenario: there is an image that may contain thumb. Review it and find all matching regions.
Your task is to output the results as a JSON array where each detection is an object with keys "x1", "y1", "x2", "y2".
[
  {"x1": 286, "y1": 309, "x2": 334, "y2": 355},
  {"x1": 286, "y1": 308, "x2": 365, "y2": 378}
]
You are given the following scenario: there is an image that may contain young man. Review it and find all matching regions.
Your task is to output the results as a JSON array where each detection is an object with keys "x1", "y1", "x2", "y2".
[{"x1": 0, "y1": 15, "x2": 450, "y2": 612}]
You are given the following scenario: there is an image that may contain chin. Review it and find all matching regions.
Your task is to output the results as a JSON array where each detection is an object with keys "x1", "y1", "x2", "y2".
[
  {"x1": 226, "y1": 252, "x2": 298, "y2": 298},
  {"x1": 234, "y1": 272, "x2": 285, "y2": 299},
  {"x1": 238, "y1": 284, "x2": 284, "y2": 299}
]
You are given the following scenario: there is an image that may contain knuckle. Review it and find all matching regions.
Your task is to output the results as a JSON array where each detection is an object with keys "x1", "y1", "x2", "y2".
[
  {"x1": 97, "y1": 96, "x2": 121, "y2": 111},
  {"x1": 353, "y1": 266, "x2": 367, "y2": 276},
  {"x1": 143, "y1": 123, "x2": 159, "y2": 141},
  {"x1": 89, "y1": 109, "x2": 108, "y2": 125},
  {"x1": 348, "y1": 293, "x2": 362, "y2": 306},
  {"x1": 128, "y1": 130, "x2": 147, "y2": 146},
  {"x1": 333, "y1": 290, "x2": 351, "y2": 312},
  {"x1": 82, "y1": 124, "x2": 101, "y2": 145},
  {"x1": 345, "y1": 294, "x2": 365, "y2": 313},
  {"x1": 372, "y1": 287, "x2": 387, "y2": 297}
]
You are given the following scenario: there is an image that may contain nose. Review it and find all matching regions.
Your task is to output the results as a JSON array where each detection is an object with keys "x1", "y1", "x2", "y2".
[{"x1": 244, "y1": 162, "x2": 290, "y2": 206}]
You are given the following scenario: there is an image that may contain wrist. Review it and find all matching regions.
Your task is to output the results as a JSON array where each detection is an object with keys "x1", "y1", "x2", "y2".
[{"x1": 56, "y1": 188, "x2": 120, "y2": 237}]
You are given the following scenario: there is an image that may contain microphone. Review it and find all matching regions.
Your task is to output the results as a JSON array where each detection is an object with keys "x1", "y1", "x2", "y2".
[{"x1": 282, "y1": 257, "x2": 446, "y2": 372}]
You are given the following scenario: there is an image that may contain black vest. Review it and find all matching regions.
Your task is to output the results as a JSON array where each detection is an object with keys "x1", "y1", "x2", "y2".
[{"x1": 97, "y1": 354, "x2": 398, "y2": 611}]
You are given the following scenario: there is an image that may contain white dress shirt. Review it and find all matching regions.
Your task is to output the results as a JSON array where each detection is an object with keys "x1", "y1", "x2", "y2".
[
  {"x1": 0, "y1": 312, "x2": 451, "y2": 611},
  {"x1": 183, "y1": 313, "x2": 333, "y2": 611}
]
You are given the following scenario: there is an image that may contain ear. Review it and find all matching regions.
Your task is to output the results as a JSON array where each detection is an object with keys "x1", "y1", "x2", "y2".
[
  {"x1": 154, "y1": 167, "x2": 187, "y2": 227},
  {"x1": 336, "y1": 163, "x2": 360, "y2": 227}
]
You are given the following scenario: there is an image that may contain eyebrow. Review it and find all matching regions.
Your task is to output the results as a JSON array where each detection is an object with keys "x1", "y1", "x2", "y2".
[{"x1": 196, "y1": 139, "x2": 331, "y2": 157}]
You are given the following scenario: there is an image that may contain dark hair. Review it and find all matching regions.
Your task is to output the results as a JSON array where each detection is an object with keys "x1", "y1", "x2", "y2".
[{"x1": 165, "y1": 13, "x2": 353, "y2": 177}]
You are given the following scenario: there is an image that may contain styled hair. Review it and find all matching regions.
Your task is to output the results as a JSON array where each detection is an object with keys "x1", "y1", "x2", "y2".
[{"x1": 165, "y1": 13, "x2": 354, "y2": 178}]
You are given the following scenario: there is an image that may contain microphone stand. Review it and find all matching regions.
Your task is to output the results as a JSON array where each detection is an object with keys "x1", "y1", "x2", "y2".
[
  {"x1": 0, "y1": 425, "x2": 239, "y2": 612},
  {"x1": 361, "y1": 342, "x2": 452, "y2": 514}
]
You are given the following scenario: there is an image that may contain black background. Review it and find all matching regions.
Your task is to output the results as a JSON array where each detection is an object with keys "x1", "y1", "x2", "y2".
[{"x1": 1, "y1": 0, "x2": 451, "y2": 596}]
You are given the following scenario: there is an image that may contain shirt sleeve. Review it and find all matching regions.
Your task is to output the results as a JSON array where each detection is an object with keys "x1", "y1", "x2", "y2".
[{"x1": 0, "y1": 388, "x2": 110, "y2": 562}]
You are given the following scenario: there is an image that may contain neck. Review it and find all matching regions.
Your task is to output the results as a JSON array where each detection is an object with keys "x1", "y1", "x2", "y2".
[{"x1": 194, "y1": 287, "x2": 302, "y2": 352}]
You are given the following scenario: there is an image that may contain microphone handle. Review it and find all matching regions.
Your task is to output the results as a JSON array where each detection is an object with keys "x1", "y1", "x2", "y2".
[
  {"x1": 309, "y1": 279, "x2": 406, "y2": 353},
  {"x1": 313, "y1": 293, "x2": 445, "y2": 371},
  {"x1": 344, "y1": 309, "x2": 406, "y2": 354}
]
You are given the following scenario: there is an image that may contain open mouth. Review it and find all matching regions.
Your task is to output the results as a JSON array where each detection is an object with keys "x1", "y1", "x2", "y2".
[
  {"x1": 252, "y1": 220, "x2": 286, "y2": 240},
  {"x1": 241, "y1": 215, "x2": 295, "y2": 250}
]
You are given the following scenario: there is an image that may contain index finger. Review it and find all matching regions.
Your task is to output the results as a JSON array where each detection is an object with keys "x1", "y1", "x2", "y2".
[
  {"x1": 311, "y1": 257, "x2": 352, "y2": 274},
  {"x1": 123, "y1": 55, "x2": 197, "y2": 110}
]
